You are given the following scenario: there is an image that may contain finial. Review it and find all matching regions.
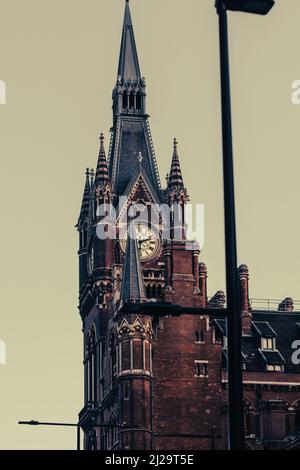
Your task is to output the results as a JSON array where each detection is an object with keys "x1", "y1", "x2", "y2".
[
  {"x1": 174, "y1": 138, "x2": 178, "y2": 148},
  {"x1": 85, "y1": 168, "x2": 90, "y2": 178},
  {"x1": 100, "y1": 132, "x2": 104, "y2": 143},
  {"x1": 165, "y1": 173, "x2": 169, "y2": 184},
  {"x1": 138, "y1": 152, "x2": 143, "y2": 165}
]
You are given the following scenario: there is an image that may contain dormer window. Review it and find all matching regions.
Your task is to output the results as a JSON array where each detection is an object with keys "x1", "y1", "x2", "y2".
[{"x1": 261, "y1": 337, "x2": 275, "y2": 351}]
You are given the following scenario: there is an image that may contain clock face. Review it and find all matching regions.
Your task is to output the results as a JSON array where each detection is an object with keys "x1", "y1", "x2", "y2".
[{"x1": 120, "y1": 223, "x2": 160, "y2": 262}]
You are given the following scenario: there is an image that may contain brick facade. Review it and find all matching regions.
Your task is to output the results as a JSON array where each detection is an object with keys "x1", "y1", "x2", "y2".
[{"x1": 77, "y1": 2, "x2": 300, "y2": 451}]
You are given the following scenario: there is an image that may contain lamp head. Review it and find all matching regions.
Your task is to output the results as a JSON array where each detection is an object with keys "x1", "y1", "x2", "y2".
[{"x1": 216, "y1": 0, "x2": 275, "y2": 15}]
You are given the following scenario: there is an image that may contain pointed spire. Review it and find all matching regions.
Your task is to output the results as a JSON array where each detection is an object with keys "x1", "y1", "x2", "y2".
[
  {"x1": 79, "y1": 168, "x2": 91, "y2": 221},
  {"x1": 168, "y1": 138, "x2": 184, "y2": 189},
  {"x1": 95, "y1": 133, "x2": 110, "y2": 185},
  {"x1": 121, "y1": 222, "x2": 146, "y2": 303},
  {"x1": 117, "y1": 0, "x2": 141, "y2": 82},
  {"x1": 124, "y1": 0, "x2": 132, "y2": 26}
]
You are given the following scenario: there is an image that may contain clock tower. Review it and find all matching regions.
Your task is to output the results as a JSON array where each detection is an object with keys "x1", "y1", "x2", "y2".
[{"x1": 77, "y1": 1, "x2": 223, "y2": 450}]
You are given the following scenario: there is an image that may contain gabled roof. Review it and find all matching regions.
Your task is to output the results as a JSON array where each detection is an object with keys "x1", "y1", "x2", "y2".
[
  {"x1": 259, "y1": 349, "x2": 285, "y2": 365},
  {"x1": 215, "y1": 319, "x2": 227, "y2": 336},
  {"x1": 116, "y1": 166, "x2": 163, "y2": 222},
  {"x1": 252, "y1": 321, "x2": 277, "y2": 338}
]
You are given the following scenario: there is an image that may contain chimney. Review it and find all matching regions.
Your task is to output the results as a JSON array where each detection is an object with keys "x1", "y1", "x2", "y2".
[
  {"x1": 238, "y1": 264, "x2": 252, "y2": 335},
  {"x1": 199, "y1": 262, "x2": 208, "y2": 306},
  {"x1": 208, "y1": 290, "x2": 226, "y2": 309},
  {"x1": 237, "y1": 264, "x2": 250, "y2": 312},
  {"x1": 278, "y1": 297, "x2": 294, "y2": 312}
]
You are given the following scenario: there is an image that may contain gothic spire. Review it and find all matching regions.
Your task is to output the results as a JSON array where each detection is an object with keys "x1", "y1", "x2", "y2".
[
  {"x1": 78, "y1": 168, "x2": 91, "y2": 223},
  {"x1": 117, "y1": 0, "x2": 141, "y2": 82},
  {"x1": 121, "y1": 222, "x2": 146, "y2": 303},
  {"x1": 168, "y1": 138, "x2": 184, "y2": 189},
  {"x1": 109, "y1": 1, "x2": 162, "y2": 199},
  {"x1": 95, "y1": 133, "x2": 110, "y2": 185}
]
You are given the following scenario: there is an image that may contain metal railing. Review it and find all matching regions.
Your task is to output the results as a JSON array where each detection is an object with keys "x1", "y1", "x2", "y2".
[
  {"x1": 207, "y1": 296, "x2": 300, "y2": 312},
  {"x1": 249, "y1": 298, "x2": 300, "y2": 312}
]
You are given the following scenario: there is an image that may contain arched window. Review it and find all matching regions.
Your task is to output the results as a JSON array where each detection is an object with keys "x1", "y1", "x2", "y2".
[
  {"x1": 146, "y1": 284, "x2": 151, "y2": 298},
  {"x1": 136, "y1": 91, "x2": 142, "y2": 110},
  {"x1": 110, "y1": 334, "x2": 117, "y2": 381},
  {"x1": 129, "y1": 91, "x2": 135, "y2": 109},
  {"x1": 122, "y1": 91, "x2": 128, "y2": 109},
  {"x1": 86, "y1": 428, "x2": 97, "y2": 451},
  {"x1": 92, "y1": 429, "x2": 97, "y2": 450},
  {"x1": 195, "y1": 330, "x2": 204, "y2": 343},
  {"x1": 157, "y1": 285, "x2": 163, "y2": 298},
  {"x1": 151, "y1": 285, "x2": 157, "y2": 298},
  {"x1": 292, "y1": 400, "x2": 300, "y2": 434},
  {"x1": 243, "y1": 399, "x2": 256, "y2": 438},
  {"x1": 86, "y1": 333, "x2": 92, "y2": 403},
  {"x1": 91, "y1": 327, "x2": 97, "y2": 402},
  {"x1": 86, "y1": 327, "x2": 97, "y2": 404}
]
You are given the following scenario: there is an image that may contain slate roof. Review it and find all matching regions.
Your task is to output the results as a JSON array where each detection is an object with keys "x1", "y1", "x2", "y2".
[
  {"x1": 168, "y1": 139, "x2": 184, "y2": 189},
  {"x1": 117, "y1": 0, "x2": 141, "y2": 82},
  {"x1": 252, "y1": 321, "x2": 277, "y2": 338},
  {"x1": 120, "y1": 221, "x2": 146, "y2": 303},
  {"x1": 258, "y1": 349, "x2": 285, "y2": 365},
  {"x1": 214, "y1": 310, "x2": 300, "y2": 374},
  {"x1": 78, "y1": 169, "x2": 91, "y2": 225}
]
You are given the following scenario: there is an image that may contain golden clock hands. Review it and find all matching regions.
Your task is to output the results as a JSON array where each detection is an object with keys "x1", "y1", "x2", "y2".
[{"x1": 138, "y1": 237, "x2": 152, "y2": 245}]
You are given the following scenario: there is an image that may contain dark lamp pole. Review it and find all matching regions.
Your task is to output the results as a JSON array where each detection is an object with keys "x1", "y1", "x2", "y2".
[
  {"x1": 214, "y1": 0, "x2": 275, "y2": 451},
  {"x1": 19, "y1": 420, "x2": 126, "y2": 451}
]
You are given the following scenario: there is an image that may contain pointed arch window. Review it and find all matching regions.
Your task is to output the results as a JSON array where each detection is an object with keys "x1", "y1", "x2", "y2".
[
  {"x1": 129, "y1": 91, "x2": 135, "y2": 109},
  {"x1": 195, "y1": 330, "x2": 204, "y2": 343},
  {"x1": 151, "y1": 285, "x2": 157, "y2": 298},
  {"x1": 122, "y1": 91, "x2": 128, "y2": 109},
  {"x1": 294, "y1": 401, "x2": 300, "y2": 433},
  {"x1": 157, "y1": 285, "x2": 163, "y2": 298},
  {"x1": 110, "y1": 335, "x2": 118, "y2": 380},
  {"x1": 146, "y1": 284, "x2": 151, "y2": 298},
  {"x1": 86, "y1": 326, "x2": 97, "y2": 404},
  {"x1": 243, "y1": 399, "x2": 256, "y2": 438},
  {"x1": 86, "y1": 428, "x2": 97, "y2": 451},
  {"x1": 136, "y1": 91, "x2": 142, "y2": 110}
]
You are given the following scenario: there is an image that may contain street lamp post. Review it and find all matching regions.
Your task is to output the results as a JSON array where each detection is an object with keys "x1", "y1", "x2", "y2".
[
  {"x1": 18, "y1": 420, "x2": 126, "y2": 451},
  {"x1": 215, "y1": 0, "x2": 275, "y2": 450}
]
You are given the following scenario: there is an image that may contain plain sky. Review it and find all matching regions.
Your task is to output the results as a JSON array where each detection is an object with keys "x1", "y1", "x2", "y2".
[{"x1": 0, "y1": 0, "x2": 299, "y2": 449}]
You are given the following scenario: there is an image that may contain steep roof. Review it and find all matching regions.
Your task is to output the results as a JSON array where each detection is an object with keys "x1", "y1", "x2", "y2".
[
  {"x1": 121, "y1": 221, "x2": 146, "y2": 303},
  {"x1": 215, "y1": 310, "x2": 300, "y2": 374},
  {"x1": 117, "y1": 0, "x2": 141, "y2": 82}
]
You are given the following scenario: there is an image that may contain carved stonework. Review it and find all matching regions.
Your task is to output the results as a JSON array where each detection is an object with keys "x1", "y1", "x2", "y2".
[{"x1": 117, "y1": 315, "x2": 153, "y2": 341}]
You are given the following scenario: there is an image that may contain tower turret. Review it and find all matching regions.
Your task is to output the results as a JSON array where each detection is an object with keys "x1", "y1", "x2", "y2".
[
  {"x1": 166, "y1": 139, "x2": 189, "y2": 240},
  {"x1": 77, "y1": 169, "x2": 91, "y2": 290},
  {"x1": 95, "y1": 133, "x2": 113, "y2": 209},
  {"x1": 112, "y1": 0, "x2": 146, "y2": 119}
]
